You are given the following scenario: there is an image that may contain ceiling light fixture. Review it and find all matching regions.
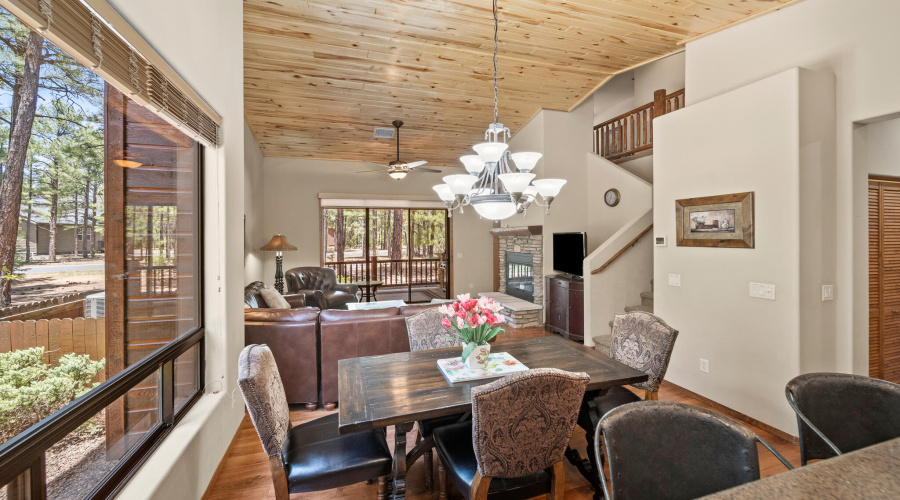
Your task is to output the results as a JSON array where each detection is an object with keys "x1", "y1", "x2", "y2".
[{"x1": 433, "y1": 0, "x2": 565, "y2": 220}]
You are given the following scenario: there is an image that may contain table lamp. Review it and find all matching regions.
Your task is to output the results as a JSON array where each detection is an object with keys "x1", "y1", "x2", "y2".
[{"x1": 260, "y1": 234, "x2": 297, "y2": 293}]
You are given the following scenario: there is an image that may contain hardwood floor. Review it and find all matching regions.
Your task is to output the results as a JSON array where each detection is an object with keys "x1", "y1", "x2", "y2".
[{"x1": 206, "y1": 326, "x2": 800, "y2": 499}]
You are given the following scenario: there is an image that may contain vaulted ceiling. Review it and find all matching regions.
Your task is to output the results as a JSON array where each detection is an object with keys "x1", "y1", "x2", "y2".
[{"x1": 244, "y1": 0, "x2": 799, "y2": 167}]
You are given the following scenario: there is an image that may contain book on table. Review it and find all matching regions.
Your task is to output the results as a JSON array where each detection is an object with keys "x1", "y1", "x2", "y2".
[{"x1": 436, "y1": 352, "x2": 529, "y2": 383}]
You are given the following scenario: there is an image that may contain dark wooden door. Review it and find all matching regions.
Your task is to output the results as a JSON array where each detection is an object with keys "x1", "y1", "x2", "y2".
[
  {"x1": 568, "y1": 285, "x2": 585, "y2": 340},
  {"x1": 546, "y1": 278, "x2": 567, "y2": 330},
  {"x1": 869, "y1": 178, "x2": 900, "y2": 383}
]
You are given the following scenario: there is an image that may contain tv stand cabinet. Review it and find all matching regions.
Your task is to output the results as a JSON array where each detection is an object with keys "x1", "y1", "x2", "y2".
[{"x1": 545, "y1": 275, "x2": 584, "y2": 342}]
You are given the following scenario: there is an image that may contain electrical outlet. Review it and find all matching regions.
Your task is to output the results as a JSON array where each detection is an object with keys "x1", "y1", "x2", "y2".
[
  {"x1": 469, "y1": 283, "x2": 473, "y2": 289},
  {"x1": 822, "y1": 285, "x2": 834, "y2": 301},
  {"x1": 700, "y1": 358, "x2": 709, "y2": 373},
  {"x1": 749, "y1": 282, "x2": 776, "y2": 300},
  {"x1": 668, "y1": 274, "x2": 681, "y2": 287}
]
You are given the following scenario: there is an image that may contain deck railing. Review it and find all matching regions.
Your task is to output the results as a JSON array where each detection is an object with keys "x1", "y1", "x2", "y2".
[
  {"x1": 328, "y1": 257, "x2": 444, "y2": 287},
  {"x1": 594, "y1": 88, "x2": 685, "y2": 163}
]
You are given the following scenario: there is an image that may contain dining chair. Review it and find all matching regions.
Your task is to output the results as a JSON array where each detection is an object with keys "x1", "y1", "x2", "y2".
[
  {"x1": 569, "y1": 311, "x2": 678, "y2": 497},
  {"x1": 237, "y1": 344, "x2": 393, "y2": 500},
  {"x1": 786, "y1": 372, "x2": 900, "y2": 465},
  {"x1": 404, "y1": 307, "x2": 467, "y2": 493},
  {"x1": 596, "y1": 401, "x2": 793, "y2": 500},
  {"x1": 433, "y1": 368, "x2": 590, "y2": 500}
]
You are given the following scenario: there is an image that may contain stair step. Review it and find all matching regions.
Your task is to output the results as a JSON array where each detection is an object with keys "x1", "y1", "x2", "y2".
[
  {"x1": 640, "y1": 291, "x2": 654, "y2": 307},
  {"x1": 624, "y1": 304, "x2": 653, "y2": 314}
]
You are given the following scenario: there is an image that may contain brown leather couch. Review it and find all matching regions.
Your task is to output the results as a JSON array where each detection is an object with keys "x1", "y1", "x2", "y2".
[
  {"x1": 284, "y1": 267, "x2": 359, "y2": 310},
  {"x1": 244, "y1": 280, "x2": 311, "y2": 309}
]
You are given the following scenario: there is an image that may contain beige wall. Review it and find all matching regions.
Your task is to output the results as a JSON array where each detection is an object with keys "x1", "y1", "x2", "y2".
[
  {"x1": 110, "y1": 0, "x2": 247, "y2": 498},
  {"x1": 244, "y1": 122, "x2": 265, "y2": 284},
  {"x1": 683, "y1": 0, "x2": 900, "y2": 375},
  {"x1": 654, "y1": 68, "x2": 835, "y2": 434}
]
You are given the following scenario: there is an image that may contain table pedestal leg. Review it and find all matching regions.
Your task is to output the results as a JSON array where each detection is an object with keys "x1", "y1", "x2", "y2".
[{"x1": 392, "y1": 422, "x2": 415, "y2": 500}]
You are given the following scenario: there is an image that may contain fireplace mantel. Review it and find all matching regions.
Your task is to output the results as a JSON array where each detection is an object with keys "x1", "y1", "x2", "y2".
[{"x1": 489, "y1": 225, "x2": 543, "y2": 237}]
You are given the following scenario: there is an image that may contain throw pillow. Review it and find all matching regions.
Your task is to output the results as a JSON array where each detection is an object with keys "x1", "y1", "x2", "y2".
[{"x1": 260, "y1": 288, "x2": 291, "y2": 309}]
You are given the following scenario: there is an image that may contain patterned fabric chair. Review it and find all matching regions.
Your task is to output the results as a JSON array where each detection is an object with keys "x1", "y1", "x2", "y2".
[
  {"x1": 404, "y1": 307, "x2": 465, "y2": 493},
  {"x1": 571, "y1": 311, "x2": 679, "y2": 497},
  {"x1": 433, "y1": 368, "x2": 589, "y2": 500},
  {"x1": 596, "y1": 401, "x2": 792, "y2": 500},
  {"x1": 237, "y1": 345, "x2": 393, "y2": 500},
  {"x1": 786, "y1": 372, "x2": 900, "y2": 465}
]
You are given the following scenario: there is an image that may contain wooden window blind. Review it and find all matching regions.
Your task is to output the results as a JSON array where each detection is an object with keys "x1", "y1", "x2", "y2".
[{"x1": 0, "y1": 0, "x2": 220, "y2": 146}]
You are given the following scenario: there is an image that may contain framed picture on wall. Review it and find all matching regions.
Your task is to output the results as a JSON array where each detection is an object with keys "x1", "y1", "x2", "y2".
[{"x1": 675, "y1": 192, "x2": 754, "y2": 248}]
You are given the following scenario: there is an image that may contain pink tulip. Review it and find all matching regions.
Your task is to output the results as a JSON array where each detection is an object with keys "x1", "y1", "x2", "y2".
[{"x1": 441, "y1": 318, "x2": 452, "y2": 328}]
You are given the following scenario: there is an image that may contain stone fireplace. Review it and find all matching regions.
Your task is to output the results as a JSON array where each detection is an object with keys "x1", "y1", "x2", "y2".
[
  {"x1": 505, "y1": 251, "x2": 535, "y2": 302},
  {"x1": 480, "y1": 226, "x2": 543, "y2": 328}
]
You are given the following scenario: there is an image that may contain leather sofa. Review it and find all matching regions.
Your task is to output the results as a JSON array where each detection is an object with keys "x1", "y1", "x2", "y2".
[{"x1": 284, "y1": 267, "x2": 359, "y2": 310}]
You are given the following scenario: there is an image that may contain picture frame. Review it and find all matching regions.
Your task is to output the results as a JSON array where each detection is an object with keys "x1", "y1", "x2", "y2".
[{"x1": 675, "y1": 192, "x2": 754, "y2": 248}]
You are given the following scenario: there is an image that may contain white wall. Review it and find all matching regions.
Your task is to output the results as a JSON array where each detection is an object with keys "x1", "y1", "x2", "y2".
[
  {"x1": 634, "y1": 52, "x2": 685, "y2": 105},
  {"x1": 258, "y1": 158, "x2": 495, "y2": 297},
  {"x1": 683, "y1": 0, "x2": 900, "y2": 375},
  {"x1": 654, "y1": 68, "x2": 835, "y2": 435},
  {"x1": 244, "y1": 122, "x2": 265, "y2": 284},
  {"x1": 587, "y1": 153, "x2": 653, "y2": 251},
  {"x1": 107, "y1": 0, "x2": 247, "y2": 498}
]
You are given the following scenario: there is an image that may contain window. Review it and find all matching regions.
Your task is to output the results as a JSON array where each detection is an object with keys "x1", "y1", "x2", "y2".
[{"x1": 0, "y1": 8, "x2": 204, "y2": 499}]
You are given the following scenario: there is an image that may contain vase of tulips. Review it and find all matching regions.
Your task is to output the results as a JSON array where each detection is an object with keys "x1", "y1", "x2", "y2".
[{"x1": 439, "y1": 294, "x2": 505, "y2": 370}]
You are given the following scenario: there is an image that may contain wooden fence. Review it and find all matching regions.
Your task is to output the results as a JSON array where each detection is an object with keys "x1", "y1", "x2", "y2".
[
  {"x1": 0, "y1": 293, "x2": 86, "y2": 321},
  {"x1": 0, "y1": 317, "x2": 106, "y2": 382}
]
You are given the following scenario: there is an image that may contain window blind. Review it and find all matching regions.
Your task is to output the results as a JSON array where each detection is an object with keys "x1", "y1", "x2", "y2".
[{"x1": 0, "y1": 0, "x2": 220, "y2": 147}]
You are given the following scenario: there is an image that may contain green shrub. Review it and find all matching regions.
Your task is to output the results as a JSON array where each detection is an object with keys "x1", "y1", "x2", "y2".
[{"x1": 0, "y1": 348, "x2": 105, "y2": 443}]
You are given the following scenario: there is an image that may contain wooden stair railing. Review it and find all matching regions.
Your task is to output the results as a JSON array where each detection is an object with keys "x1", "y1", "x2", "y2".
[
  {"x1": 593, "y1": 88, "x2": 684, "y2": 163},
  {"x1": 591, "y1": 224, "x2": 653, "y2": 275}
]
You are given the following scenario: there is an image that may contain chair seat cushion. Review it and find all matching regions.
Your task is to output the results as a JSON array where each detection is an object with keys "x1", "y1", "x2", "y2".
[
  {"x1": 579, "y1": 386, "x2": 643, "y2": 434},
  {"x1": 282, "y1": 413, "x2": 392, "y2": 493},
  {"x1": 433, "y1": 421, "x2": 551, "y2": 500},
  {"x1": 419, "y1": 413, "x2": 468, "y2": 438}
]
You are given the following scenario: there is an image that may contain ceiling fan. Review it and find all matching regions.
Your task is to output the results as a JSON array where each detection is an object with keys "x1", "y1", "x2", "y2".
[{"x1": 358, "y1": 120, "x2": 442, "y2": 180}]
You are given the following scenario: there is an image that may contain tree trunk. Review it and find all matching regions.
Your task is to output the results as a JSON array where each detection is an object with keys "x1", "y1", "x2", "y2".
[
  {"x1": 335, "y1": 209, "x2": 345, "y2": 262},
  {"x1": 49, "y1": 170, "x2": 58, "y2": 262},
  {"x1": 24, "y1": 164, "x2": 33, "y2": 262},
  {"x1": 0, "y1": 32, "x2": 43, "y2": 306},
  {"x1": 82, "y1": 181, "x2": 90, "y2": 257},
  {"x1": 391, "y1": 209, "x2": 403, "y2": 261},
  {"x1": 74, "y1": 190, "x2": 79, "y2": 256}
]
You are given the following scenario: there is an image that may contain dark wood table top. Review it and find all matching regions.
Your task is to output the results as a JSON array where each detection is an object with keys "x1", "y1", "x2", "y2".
[
  {"x1": 702, "y1": 437, "x2": 900, "y2": 499},
  {"x1": 338, "y1": 335, "x2": 649, "y2": 434}
]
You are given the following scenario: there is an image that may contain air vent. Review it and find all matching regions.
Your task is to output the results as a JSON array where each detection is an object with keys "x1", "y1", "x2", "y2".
[{"x1": 373, "y1": 127, "x2": 395, "y2": 139}]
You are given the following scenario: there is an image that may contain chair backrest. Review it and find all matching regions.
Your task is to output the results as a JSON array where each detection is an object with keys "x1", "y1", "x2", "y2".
[
  {"x1": 599, "y1": 401, "x2": 761, "y2": 500},
  {"x1": 285, "y1": 267, "x2": 337, "y2": 292},
  {"x1": 610, "y1": 312, "x2": 678, "y2": 392},
  {"x1": 405, "y1": 308, "x2": 459, "y2": 352},
  {"x1": 786, "y1": 372, "x2": 900, "y2": 463},
  {"x1": 237, "y1": 344, "x2": 292, "y2": 458},
  {"x1": 471, "y1": 368, "x2": 589, "y2": 478}
]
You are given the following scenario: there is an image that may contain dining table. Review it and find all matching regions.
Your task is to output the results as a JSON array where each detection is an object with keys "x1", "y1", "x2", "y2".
[{"x1": 337, "y1": 335, "x2": 649, "y2": 499}]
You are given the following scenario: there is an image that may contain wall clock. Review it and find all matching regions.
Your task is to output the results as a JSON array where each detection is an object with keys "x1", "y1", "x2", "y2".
[{"x1": 604, "y1": 188, "x2": 621, "y2": 207}]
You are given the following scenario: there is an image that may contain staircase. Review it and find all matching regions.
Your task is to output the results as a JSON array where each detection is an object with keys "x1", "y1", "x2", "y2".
[{"x1": 593, "y1": 279, "x2": 653, "y2": 354}]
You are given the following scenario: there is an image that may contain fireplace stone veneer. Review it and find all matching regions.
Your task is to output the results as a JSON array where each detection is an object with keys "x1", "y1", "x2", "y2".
[{"x1": 493, "y1": 229, "x2": 543, "y2": 328}]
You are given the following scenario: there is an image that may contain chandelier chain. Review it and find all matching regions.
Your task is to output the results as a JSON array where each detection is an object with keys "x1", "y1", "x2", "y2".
[{"x1": 493, "y1": 0, "x2": 499, "y2": 124}]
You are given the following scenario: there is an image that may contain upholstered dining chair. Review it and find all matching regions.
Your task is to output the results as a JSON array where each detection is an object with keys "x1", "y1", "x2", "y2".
[
  {"x1": 237, "y1": 344, "x2": 393, "y2": 500},
  {"x1": 596, "y1": 401, "x2": 793, "y2": 500},
  {"x1": 404, "y1": 307, "x2": 466, "y2": 493},
  {"x1": 433, "y1": 368, "x2": 590, "y2": 500},
  {"x1": 570, "y1": 311, "x2": 678, "y2": 497},
  {"x1": 786, "y1": 372, "x2": 900, "y2": 465}
]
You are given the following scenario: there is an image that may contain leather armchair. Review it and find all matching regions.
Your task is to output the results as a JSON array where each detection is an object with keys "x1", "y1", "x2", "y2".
[
  {"x1": 284, "y1": 267, "x2": 359, "y2": 310},
  {"x1": 244, "y1": 281, "x2": 309, "y2": 309}
]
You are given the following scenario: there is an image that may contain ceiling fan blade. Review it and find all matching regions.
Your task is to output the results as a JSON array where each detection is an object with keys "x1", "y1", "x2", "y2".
[
  {"x1": 366, "y1": 161, "x2": 391, "y2": 168},
  {"x1": 356, "y1": 169, "x2": 387, "y2": 174},
  {"x1": 406, "y1": 160, "x2": 428, "y2": 168},
  {"x1": 409, "y1": 167, "x2": 442, "y2": 173}
]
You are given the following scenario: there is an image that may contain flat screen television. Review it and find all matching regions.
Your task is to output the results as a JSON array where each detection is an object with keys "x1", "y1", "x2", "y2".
[{"x1": 553, "y1": 232, "x2": 587, "y2": 278}]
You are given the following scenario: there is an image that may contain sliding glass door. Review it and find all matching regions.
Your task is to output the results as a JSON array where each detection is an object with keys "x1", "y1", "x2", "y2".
[{"x1": 322, "y1": 207, "x2": 449, "y2": 303}]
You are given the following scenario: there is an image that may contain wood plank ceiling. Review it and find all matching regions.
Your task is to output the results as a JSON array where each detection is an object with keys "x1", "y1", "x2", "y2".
[{"x1": 244, "y1": 0, "x2": 800, "y2": 167}]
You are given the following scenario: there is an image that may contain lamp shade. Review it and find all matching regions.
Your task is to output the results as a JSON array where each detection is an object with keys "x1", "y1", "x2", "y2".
[
  {"x1": 510, "y1": 152, "x2": 542, "y2": 172},
  {"x1": 443, "y1": 174, "x2": 478, "y2": 195},
  {"x1": 388, "y1": 170, "x2": 408, "y2": 180},
  {"x1": 260, "y1": 234, "x2": 297, "y2": 252},
  {"x1": 473, "y1": 142, "x2": 508, "y2": 163},
  {"x1": 498, "y1": 173, "x2": 535, "y2": 193},
  {"x1": 433, "y1": 184, "x2": 455, "y2": 202},
  {"x1": 532, "y1": 179, "x2": 567, "y2": 197},
  {"x1": 523, "y1": 185, "x2": 539, "y2": 199},
  {"x1": 472, "y1": 200, "x2": 517, "y2": 220},
  {"x1": 459, "y1": 155, "x2": 486, "y2": 174}
]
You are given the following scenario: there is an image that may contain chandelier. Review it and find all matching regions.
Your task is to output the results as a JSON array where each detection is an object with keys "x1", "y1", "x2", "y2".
[{"x1": 432, "y1": 0, "x2": 566, "y2": 221}]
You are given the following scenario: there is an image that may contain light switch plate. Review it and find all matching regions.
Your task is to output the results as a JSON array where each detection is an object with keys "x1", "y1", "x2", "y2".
[
  {"x1": 749, "y1": 282, "x2": 776, "y2": 300},
  {"x1": 668, "y1": 274, "x2": 681, "y2": 287},
  {"x1": 699, "y1": 358, "x2": 709, "y2": 373},
  {"x1": 822, "y1": 285, "x2": 834, "y2": 301}
]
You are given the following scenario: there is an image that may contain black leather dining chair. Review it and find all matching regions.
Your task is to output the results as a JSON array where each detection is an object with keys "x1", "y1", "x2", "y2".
[
  {"x1": 237, "y1": 344, "x2": 393, "y2": 500},
  {"x1": 786, "y1": 372, "x2": 900, "y2": 465},
  {"x1": 433, "y1": 368, "x2": 589, "y2": 500},
  {"x1": 596, "y1": 401, "x2": 793, "y2": 500}
]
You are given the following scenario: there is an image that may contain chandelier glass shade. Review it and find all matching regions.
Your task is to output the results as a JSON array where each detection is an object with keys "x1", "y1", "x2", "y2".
[{"x1": 433, "y1": 0, "x2": 566, "y2": 221}]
